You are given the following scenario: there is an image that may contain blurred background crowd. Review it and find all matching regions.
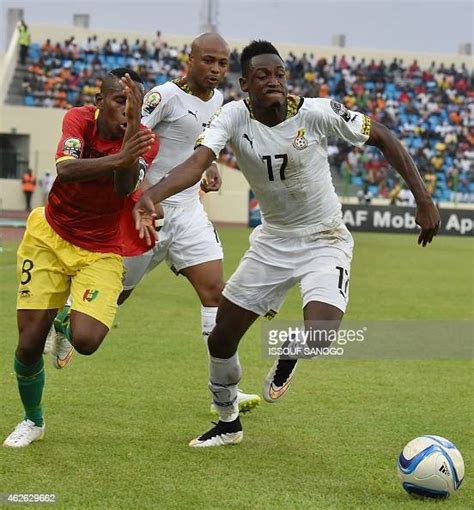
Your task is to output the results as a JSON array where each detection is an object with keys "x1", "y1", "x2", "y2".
[{"x1": 19, "y1": 33, "x2": 474, "y2": 203}]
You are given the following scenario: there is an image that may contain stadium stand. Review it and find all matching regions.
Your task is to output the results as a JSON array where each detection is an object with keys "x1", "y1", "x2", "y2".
[{"x1": 5, "y1": 34, "x2": 474, "y2": 203}]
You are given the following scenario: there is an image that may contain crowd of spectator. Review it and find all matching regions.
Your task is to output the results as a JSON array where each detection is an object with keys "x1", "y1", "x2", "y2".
[{"x1": 19, "y1": 35, "x2": 473, "y2": 203}]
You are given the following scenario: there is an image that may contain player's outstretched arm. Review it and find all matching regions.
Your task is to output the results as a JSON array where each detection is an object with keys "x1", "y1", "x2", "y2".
[
  {"x1": 366, "y1": 121, "x2": 440, "y2": 247},
  {"x1": 145, "y1": 146, "x2": 215, "y2": 204},
  {"x1": 133, "y1": 146, "x2": 215, "y2": 244}
]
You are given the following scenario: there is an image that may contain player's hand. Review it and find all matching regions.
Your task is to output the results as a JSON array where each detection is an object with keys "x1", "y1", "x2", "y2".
[
  {"x1": 200, "y1": 162, "x2": 222, "y2": 193},
  {"x1": 120, "y1": 73, "x2": 143, "y2": 125},
  {"x1": 415, "y1": 198, "x2": 441, "y2": 247},
  {"x1": 133, "y1": 193, "x2": 164, "y2": 246},
  {"x1": 118, "y1": 129, "x2": 155, "y2": 168}
]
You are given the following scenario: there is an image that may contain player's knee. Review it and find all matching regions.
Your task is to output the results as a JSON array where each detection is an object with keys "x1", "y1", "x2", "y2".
[
  {"x1": 16, "y1": 343, "x2": 43, "y2": 365},
  {"x1": 72, "y1": 332, "x2": 106, "y2": 356},
  {"x1": 208, "y1": 327, "x2": 238, "y2": 358},
  {"x1": 199, "y1": 279, "x2": 225, "y2": 306},
  {"x1": 73, "y1": 339, "x2": 100, "y2": 356}
]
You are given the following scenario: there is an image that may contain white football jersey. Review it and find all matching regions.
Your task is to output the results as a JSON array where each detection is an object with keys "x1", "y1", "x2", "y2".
[
  {"x1": 141, "y1": 80, "x2": 223, "y2": 206},
  {"x1": 198, "y1": 96, "x2": 371, "y2": 237}
]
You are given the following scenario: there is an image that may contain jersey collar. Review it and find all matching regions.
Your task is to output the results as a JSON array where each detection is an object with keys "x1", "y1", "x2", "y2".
[
  {"x1": 172, "y1": 78, "x2": 214, "y2": 101},
  {"x1": 244, "y1": 94, "x2": 304, "y2": 121}
]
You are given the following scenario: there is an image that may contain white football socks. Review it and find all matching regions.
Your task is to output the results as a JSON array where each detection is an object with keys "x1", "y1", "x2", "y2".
[
  {"x1": 201, "y1": 306, "x2": 217, "y2": 346},
  {"x1": 208, "y1": 352, "x2": 241, "y2": 422}
]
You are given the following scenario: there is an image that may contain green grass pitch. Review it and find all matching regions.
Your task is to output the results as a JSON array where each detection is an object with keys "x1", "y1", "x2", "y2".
[{"x1": 0, "y1": 230, "x2": 472, "y2": 509}]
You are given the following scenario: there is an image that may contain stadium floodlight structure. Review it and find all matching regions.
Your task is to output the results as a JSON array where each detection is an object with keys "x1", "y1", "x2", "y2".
[
  {"x1": 332, "y1": 34, "x2": 346, "y2": 48},
  {"x1": 5, "y1": 8, "x2": 23, "y2": 49},
  {"x1": 458, "y1": 42, "x2": 472, "y2": 55},
  {"x1": 200, "y1": 0, "x2": 219, "y2": 33},
  {"x1": 73, "y1": 14, "x2": 90, "y2": 29}
]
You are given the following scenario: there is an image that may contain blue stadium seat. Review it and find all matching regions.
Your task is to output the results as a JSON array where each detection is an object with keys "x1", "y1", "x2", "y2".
[
  {"x1": 369, "y1": 185, "x2": 379, "y2": 196},
  {"x1": 442, "y1": 190, "x2": 452, "y2": 201},
  {"x1": 106, "y1": 55, "x2": 117, "y2": 67},
  {"x1": 29, "y1": 43, "x2": 41, "y2": 60},
  {"x1": 24, "y1": 95, "x2": 35, "y2": 106}
]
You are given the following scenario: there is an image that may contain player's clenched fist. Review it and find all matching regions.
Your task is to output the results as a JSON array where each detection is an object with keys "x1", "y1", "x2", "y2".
[{"x1": 200, "y1": 162, "x2": 222, "y2": 193}]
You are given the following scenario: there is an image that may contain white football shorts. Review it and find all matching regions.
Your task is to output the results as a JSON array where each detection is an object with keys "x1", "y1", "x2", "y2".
[
  {"x1": 222, "y1": 223, "x2": 354, "y2": 317},
  {"x1": 123, "y1": 200, "x2": 223, "y2": 290}
]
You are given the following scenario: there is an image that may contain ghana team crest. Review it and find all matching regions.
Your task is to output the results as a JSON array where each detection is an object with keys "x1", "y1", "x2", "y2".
[
  {"x1": 143, "y1": 91, "x2": 161, "y2": 115},
  {"x1": 293, "y1": 128, "x2": 308, "y2": 150}
]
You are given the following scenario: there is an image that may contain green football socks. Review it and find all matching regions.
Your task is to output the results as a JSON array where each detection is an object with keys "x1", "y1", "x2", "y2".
[
  {"x1": 54, "y1": 305, "x2": 72, "y2": 342},
  {"x1": 14, "y1": 356, "x2": 45, "y2": 427}
]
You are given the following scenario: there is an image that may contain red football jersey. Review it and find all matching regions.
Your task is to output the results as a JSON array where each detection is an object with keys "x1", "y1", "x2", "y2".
[
  {"x1": 120, "y1": 188, "x2": 153, "y2": 257},
  {"x1": 47, "y1": 105, "x2": 158, "y2": 255}
]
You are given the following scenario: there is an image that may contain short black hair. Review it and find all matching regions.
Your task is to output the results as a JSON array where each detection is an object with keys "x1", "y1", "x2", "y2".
[
  {"x1": 240, "y1": 40, "x2": 282, "y2": 77},
  {"x1": 101, "y1": 67, "x2": 144, "y2": 94},
  {"x1": 109, "y1": 67, "x2": 143, "y2": 83}
]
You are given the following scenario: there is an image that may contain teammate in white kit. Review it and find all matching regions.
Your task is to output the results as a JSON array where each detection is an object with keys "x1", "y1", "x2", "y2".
[
  {"x1": 133, "y1": 40, "x2": 440, "y2": 447},
  {"x1": 119, "y1": 33, "x2": 260, "y2": 414}
]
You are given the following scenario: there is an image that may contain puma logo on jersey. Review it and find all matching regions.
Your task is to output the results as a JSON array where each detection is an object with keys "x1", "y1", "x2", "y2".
[
  {"x1": 188, "y1": 110, "x2": 198, "y2": 119},
  {"x1": 243, "y1": 133, "x2": 254, "y2": 148}
]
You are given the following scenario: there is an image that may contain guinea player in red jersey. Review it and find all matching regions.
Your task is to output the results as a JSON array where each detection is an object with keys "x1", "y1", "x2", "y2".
[{"x1": 3, "y1": 68, "x2": 158, "y2": 448}]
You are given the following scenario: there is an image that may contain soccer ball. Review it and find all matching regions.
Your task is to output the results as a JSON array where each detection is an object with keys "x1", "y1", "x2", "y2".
[{"x1": 397, "y1": 435, "x2": 464, "y2": 498}]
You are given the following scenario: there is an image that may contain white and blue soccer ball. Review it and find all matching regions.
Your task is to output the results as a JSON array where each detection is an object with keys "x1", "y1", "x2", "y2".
[{"x1": 397, "y1": 435, "x2": 464, "y2": 498}]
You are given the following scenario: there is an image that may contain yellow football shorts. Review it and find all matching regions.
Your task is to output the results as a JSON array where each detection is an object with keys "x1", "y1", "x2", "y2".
[{"x1": 17, "y1": 207, "x2": 124, "y2": 329}]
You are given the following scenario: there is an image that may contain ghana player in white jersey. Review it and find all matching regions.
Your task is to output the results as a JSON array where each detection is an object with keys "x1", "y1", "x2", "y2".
[
  {"x1": 133, "y1": 40, "x2": 441, "y2": 447},
  {"x1": 119, "y1": 33, "x2": 260, "y2": 414}
]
